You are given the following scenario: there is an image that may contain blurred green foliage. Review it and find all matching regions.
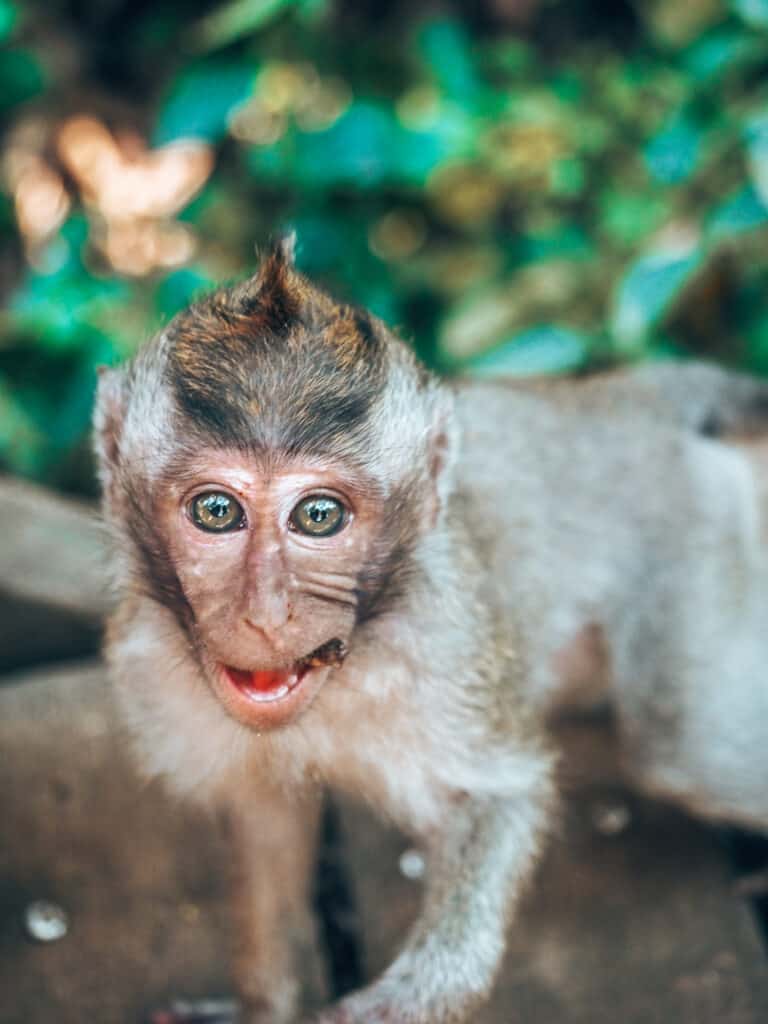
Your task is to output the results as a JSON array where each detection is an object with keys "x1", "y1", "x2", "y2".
[{"x1": 2, "y1": 0, "x2": 768, "y2": 490}]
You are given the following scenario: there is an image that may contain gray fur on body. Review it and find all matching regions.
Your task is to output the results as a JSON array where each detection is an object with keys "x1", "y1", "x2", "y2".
[{"x1": 456, "y1": 365, "x2": 768, "y2": 831}]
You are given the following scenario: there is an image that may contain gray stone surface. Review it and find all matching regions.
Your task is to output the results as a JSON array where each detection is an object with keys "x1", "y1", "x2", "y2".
[
  {"x1": 0, "y1": 477, "x2": 110, "y2": 670},
  {"x1": 0, "y1": 660, "x2": 324, "y2": 1023},
  {"x1": 0, "y1": 476, "x2": 109, "y2": 617}
]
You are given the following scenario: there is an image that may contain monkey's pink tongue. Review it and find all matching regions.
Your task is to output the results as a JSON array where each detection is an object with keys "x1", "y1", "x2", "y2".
[{"x1": 225, "y1": 666, "x2": 303, "y2": 703}]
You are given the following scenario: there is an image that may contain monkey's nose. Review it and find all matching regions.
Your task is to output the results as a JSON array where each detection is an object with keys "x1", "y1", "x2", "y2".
[
  {"x1": 242, "y1": 595, "x2": 293, "y2": 633},
  {"x1": 241, "y1": 617, "x2": 287, "y2": 653}
]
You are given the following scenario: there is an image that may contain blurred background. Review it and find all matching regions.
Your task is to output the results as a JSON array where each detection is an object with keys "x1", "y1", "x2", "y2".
[{"x1": 2, "y1": 0, "x2": 768, "y2": 495}]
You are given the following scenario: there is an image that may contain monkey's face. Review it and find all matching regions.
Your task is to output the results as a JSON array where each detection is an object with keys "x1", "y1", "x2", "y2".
[
  {"x1": 155, "y1": 450, "x2": 382, "y2": 732},
  {"x1": 96, "y1": 246, "x2": 447, "y2": 734}
]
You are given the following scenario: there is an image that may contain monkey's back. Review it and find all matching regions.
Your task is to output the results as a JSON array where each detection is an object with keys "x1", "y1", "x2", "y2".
[
  {"x1": 452, "y1": 369, "x2": 766, "y2": 712},
  {"x1": 452, "y1": 367, "x2": 768, "y2": 830}
]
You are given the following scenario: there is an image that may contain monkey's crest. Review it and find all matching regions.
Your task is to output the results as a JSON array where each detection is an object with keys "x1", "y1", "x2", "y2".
[
  {"x1": 95, "y1": 237, "x2": 458, "y2": 607},
  {"x1": 159, "y1": 238, "x2": 440, "y2": 467}
]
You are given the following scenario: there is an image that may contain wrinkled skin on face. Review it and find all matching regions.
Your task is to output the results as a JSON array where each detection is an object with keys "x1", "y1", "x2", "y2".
[{"x1": 157, "y1": 450, "x2": 386, "y2": 731}]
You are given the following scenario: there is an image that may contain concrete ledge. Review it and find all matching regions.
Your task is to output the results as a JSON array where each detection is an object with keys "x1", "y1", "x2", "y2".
[{"x1": 0, "y1": 477, "x2": 110, "y2": 669}]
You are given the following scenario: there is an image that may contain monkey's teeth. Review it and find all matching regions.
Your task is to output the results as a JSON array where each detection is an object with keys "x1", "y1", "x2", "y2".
[{"x1": 243, "y1": 683, "x2": 291, "y2": 702}]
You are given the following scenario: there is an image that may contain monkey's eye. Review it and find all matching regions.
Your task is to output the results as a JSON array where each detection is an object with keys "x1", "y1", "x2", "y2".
[
  {"x1": 290, "y1": 496, "x2": 346, "y2": 537},
  {"x1": 189, "y1": 491, "x2": 245, "y2": 533}
]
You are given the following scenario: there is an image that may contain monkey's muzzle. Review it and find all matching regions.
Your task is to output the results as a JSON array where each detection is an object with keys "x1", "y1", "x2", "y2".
[{"x1": 220, "y1": 638, "x2": 348, "y2": 710}]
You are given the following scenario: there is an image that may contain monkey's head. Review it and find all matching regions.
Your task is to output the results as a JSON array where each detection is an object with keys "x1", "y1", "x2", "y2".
[{"x1": 95, "y1": 239, "x2": 455, "y2": 733}]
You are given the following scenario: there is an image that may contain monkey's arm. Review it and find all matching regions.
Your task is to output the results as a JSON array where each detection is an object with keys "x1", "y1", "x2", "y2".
[{"x1": 310, "y1": 767, "x2": 552, "y2": 1024}]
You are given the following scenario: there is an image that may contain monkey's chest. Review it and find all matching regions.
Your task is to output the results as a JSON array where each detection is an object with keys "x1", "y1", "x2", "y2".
[{"x1": 301, "y1": 676, "x2": 450, "y2": 833}]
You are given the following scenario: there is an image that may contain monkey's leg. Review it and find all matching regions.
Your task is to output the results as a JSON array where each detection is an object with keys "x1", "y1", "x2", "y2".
[
  {"x1": 616, "y1": 622, "x2": 768, "y2": 833},
  {"x1": 308, "y1": 775, "x2": 551, "y2": 1024},
  {"x1": 229, "y1": 786, "x2": 325, "y2": 1024},
  {"x1": 153, "y1": 787, "x2": 324, "y2": 1024},
  {"x1": 611, "y1": 437, "x2": 768, "y2": 832}
]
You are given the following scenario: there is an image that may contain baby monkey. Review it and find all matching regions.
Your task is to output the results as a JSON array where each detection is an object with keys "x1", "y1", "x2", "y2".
[{"x1": 96, "y1": 239, "x2": 768, "y2": 1024}]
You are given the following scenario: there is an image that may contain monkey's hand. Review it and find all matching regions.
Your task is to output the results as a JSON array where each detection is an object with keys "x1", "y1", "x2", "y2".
[
  {"x1": 306, "y1": 786, "x2": 551, "y2": 1024},
  {"x1": 304, "y1": 962, "x2": 479, "y2": 1024}
]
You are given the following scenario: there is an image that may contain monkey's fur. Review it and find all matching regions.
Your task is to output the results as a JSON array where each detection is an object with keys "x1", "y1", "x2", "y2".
[{"x1": 95, "y1": 241, "x2": 768, "y2": 1024}]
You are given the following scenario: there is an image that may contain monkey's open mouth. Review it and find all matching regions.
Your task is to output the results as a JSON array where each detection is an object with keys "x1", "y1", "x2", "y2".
[
  {"x1": 224, "y1": 663, "x2": 310, "y2": 703},
  {"x1": 222, "y1": 638, "x2": 348, "y2": 705}
]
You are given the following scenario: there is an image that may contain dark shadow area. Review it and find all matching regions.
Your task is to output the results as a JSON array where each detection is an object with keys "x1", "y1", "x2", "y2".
[
  {"x1": 0, "y1": 594, "x2": 102, "y2": 675},
  {"x1": 723, "y1": 829, "x2": 768, "y2": 947},
  {"x1": 313, "y1": 796, "x2": 365, "y2": 999}
]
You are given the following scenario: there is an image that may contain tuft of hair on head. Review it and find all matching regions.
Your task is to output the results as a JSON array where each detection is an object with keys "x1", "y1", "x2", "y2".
[
  {"x1": 226, "y1": 232, "x2": 306, "y2": 333},
  {"x1": 101, "y1": 231, "x2": 454, "y2": 518},
  {"x1": 273, "y1": 230, "x2": 296, "y2": 266},
  {"x1": 164, "y1": 235, "x2": 397, "y2": 458}
]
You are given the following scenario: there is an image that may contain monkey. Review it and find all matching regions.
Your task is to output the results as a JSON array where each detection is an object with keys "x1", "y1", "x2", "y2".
[{"x1": 94, "y1": 237, "x2": 768, "y2": 1024}]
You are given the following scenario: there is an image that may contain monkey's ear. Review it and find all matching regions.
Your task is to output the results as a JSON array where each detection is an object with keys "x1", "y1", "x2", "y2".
[
  {"x1": 425, "y1": 406, "x2": 459, "y2": 530},
  {"x1": 93, "y1": 365, "x2": 126, "y2": 504}
]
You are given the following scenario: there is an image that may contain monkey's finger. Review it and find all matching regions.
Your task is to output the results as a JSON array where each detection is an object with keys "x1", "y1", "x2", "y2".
[
  {"x1": 303, "y1": 1002, "x2": 397, "y2": 1024},
  {"x1": 301, "y1": 1008, "x2": 352, "y2": 1024}
]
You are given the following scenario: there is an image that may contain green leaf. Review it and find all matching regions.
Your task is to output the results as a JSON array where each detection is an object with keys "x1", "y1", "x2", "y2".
[
  {"x1": 155, "y1": 267, "x2": 215, "y2": 318},
  {"x1": 154, "y1": 62, "x2": 257, "y2": 144},
  {"x1": 192, "y1": 0, "x2": 304, "y2": 51},
  {"x1": 682, "y1": 27, "x2": 757, "y2": 80},
  {"x1": 288, "y1": 214, "x2": 345, "y2": 273},
  {"x1": 481, "y1": 38, "x2": 533, "y2": 77},
  {"x1": 249, "y1": 101, "x2": 458, "y2": 188},
  {"x1": 417, "y1": 18, "x2": 481, "y2": 104},
  {"x1": 0, "y1": 48, "x2": 45, "y2": 113},
  {"x1": 47, "y1": 363, "x2": 101, "y2": 450},
  {"x1": 731, "y1": 0, "x2": 768, "y2": 29},
  {"x1": 745, "y1": 112, "x2": 768, "y2": 206},
  {"x1": 0, "y1": 379, "x2": 46, "y2": 477},
  {"x1": 744, "y1": 303, "x2": 768, "y2": 375},
  {"x1": 550, "y1": 156, "x2": 586, "y2": 197},
  {"x1": 0, "y1": 0, "x2": 17, "y2": 42},
  {"x1": 467, "y1": 325, "x2": 588, "y2": 377},
  {"x1": 707, "y1": 185, "x2": 768, "y2": 238},
  {"x1": 8, "y1": 220, "x2": 130, "y2": 350},
  {"x1": 518, "y1": 224, "x2": 592, "y2": 263},
  {"x1": 289, "y1": 102, "x2": 399, "y2": 185},
  {"x1": 644, "y1": 113, "x2": 702, "y2": 185},
  {"x1": 612, "y1": 248, "x2": 703, "y2": 350},
  {"x1": 599, "y1": 191, "x2": 670, "y2": 246}
]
